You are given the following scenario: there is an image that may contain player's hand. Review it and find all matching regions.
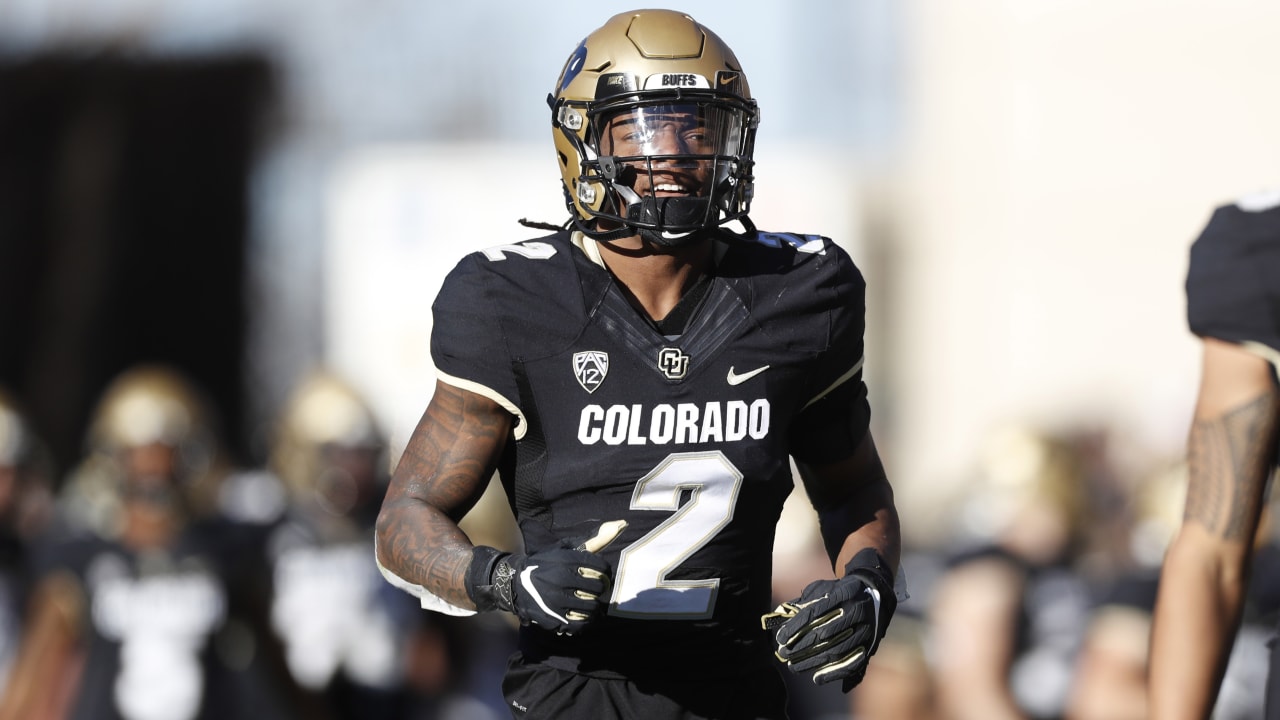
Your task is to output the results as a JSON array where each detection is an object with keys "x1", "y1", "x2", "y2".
[
  {"x1": 468, "y1": 521, "x2": 626, "y2": 635},
  {"x1": 762, "y1": 548, "x2": 896, "y2": 692}
]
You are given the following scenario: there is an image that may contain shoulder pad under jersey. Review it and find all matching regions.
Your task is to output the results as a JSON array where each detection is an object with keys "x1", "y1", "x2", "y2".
[
  {"x1": 430, "y1": 232, "x2": 588, "y2": 429},
  {"x1": 721, "y1": 230, "x2": 868, "y2": 402}
]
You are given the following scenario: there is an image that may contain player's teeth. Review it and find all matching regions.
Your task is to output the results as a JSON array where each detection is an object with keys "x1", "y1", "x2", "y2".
[{"x1": 655, "y1": 184, "x2": 685, "y2": 192}]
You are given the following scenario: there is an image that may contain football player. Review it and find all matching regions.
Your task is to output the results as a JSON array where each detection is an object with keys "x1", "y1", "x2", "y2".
[
  {"x1": 0, "y1": 389, "x2": 54, "y2": 699},
  {"x1": 0, "y1": 366, "x2": 331, "y2": 720},
  {"x1": 928, "y1": 427, "x2": 1094, "y2": 720},
  {"x1": 264, "y1": 370, "x2": 474, "y2": 719},
  {"x1": 375, "y1": 9, "x2": 902, "y2": 719},
  {"x1": 1149, "y1": 190, "x2": 1280, "y2": 720}
]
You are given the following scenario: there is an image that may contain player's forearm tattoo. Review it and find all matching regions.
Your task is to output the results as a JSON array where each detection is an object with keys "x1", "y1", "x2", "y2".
[
  {"x1": 380, "y1": 384, "x2": 509, "y2": 598},
  {"x1": 1185, "y1": 392, "x2": 1280, "y2": 541}
]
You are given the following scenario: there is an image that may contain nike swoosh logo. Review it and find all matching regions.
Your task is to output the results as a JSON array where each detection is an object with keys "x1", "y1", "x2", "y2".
[
  {"x1": 520, "y1": 566, "x2": 569, "y2": 625},
  {"x1": 727, "y1": 365, "x2": 770, "y2": 386}
]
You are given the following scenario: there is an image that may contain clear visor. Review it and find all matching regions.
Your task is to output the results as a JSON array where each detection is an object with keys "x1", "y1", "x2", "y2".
[{"x1": 596, "y1": 103, "x2": 744, "y2": 159}]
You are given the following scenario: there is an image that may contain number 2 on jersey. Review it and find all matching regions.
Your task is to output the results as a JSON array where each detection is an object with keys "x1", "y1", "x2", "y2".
[{"x1": 609, "y1": 451, "x2": 743, "y2": 620}]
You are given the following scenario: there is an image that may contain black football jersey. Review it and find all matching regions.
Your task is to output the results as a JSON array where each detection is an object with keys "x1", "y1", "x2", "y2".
[
  {"x1": 35, "y1": 520, "x2": 280, "y2": 720},
  {"x1": 1186, "y1": 194, "x2": 1280, "y2": 361},
  {"x1": 431, "y1": 229, "x2": 870, "y2": 678},
  {"x1": 265, "y1": 510, "x2": 418, "y2": 720}
]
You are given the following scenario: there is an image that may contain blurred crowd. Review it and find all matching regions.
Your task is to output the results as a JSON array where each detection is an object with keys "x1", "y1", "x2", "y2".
[
  {"x1": 778, "y1": 425, "x2": 1279, "y2": 720},
  {"x1": 0, "y1": 365, "x2": 1274, "y2": 720},
  {"x1": 768, "y1": 420, "x2": 1280, "y2": 717},
  {"x1": 0, "y1": 366, "x2": 517, "y2": 720}
]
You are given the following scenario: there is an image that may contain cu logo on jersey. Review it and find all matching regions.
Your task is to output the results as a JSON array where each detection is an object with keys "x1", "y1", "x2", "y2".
[
  {"x1": 573, "y1": 351, "x2": 609, "y2": 393},
  {"x1": 657, "y1": 348, "x2": 690, "y2": 380}
]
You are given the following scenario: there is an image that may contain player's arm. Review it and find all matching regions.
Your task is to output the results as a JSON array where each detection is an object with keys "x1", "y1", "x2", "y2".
[
  {"x1": 0, "y1": 571, "x2": 84, "y2": 720},
  {"x1": 375, "y1": 380, "x2": 513, "y2": 614},
  {"x1": 767, "y1": 378, "x2": 902, "y2": 692},
  {"x1": 795, "y1": 430, "x2": 900, "y2": 577},
  {"x1": 1149, "y1": 338, "x2": 1280, "y2": 720},
  {"x1": 787, "y1": 250, "x2": 898, "y2": 574},
  {"x1": 375, "y1": 380, "x2": 618, "y2": 632}
]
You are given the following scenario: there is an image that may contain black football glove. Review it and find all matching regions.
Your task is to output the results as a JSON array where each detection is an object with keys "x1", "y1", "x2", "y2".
[
  {"x1": 467, "y1": 520, "x2": 626, "y2": 635},
  {"x1": 763, "y1": 547, "x2": 896, "y2": 692}
]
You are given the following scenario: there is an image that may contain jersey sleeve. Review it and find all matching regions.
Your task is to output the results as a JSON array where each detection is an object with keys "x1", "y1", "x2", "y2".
[
  {"x1": 430, "y1": 253, "x2": 525, "y2": 431},
  {"x1": 1186, "y1": 199, "x2": 1280, "y2": 364},
  {"x1": 787, "y1": 240, "x2": 872, "y2": 464}
]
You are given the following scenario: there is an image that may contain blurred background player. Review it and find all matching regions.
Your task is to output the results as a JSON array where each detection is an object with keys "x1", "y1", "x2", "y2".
[
  {"x1": 1067, "y1": 462, "x2": 1270, "y2": 720},
  {"x1": 928, "y1": 425, "x2": 1094, "y2": 720},
  {"x1": 263, "y1": 369, "x2": 510, "y2": 720},
  {"x1": 0, "y1": 365, "x2": 328, "y2": 720},
  {"x1": 1150, "y1": 191, "x2": 1280, "y2": 720},
  {"x1": 263, "y1": 369, "x2": 406, "y2": 718},
  {"x1": 53, "y1": 365, "x2": 233, "y2": 538},
  {"x1": 0, "y1": 389, "x2": 55, "y2": 699},
  {"x1": 1065, "y1": 462, "x2": 1186, "y2": 720},
  {"x1": 850, "y1": 613, "x2": 937, "y2": 720}
]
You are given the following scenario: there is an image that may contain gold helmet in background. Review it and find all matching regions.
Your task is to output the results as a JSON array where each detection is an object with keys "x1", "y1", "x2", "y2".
[
  {"x1": 0, "y1": 387, "x2": 53, "y2": 536},
  {"x1": 65, "y1": 365, "x2": 225, "y2": 534},
  {"x1": 549, "y1": 9, "x2": 759, "y2": 246},
  {"x1": 271, "y1": 370, "x2": 385, "y2": 518},
  {"x1": 88, "y1": 365, "x2": 214, "y2": 458},
  {"x1": 960, "y1": 424, "x2": 1092, "y2": 564}
]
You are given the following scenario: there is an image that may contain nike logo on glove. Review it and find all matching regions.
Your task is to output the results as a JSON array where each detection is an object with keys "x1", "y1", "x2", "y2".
[
  {"x1": 519, "y1": 565, "x2": 569, "y2": 625},
  {"x1": 727, "y1": 365, "x2": 770, "y2": 386}
]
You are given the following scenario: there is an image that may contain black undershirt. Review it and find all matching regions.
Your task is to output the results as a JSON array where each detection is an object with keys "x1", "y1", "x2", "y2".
[{"x1": 651, "y1": 271, "x2": 713, "y2": 337}]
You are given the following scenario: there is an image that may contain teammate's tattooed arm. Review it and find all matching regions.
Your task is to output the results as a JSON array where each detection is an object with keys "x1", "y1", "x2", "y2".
[
  {"x1": 1150, "y1": 338, "x2": 1280, "y2": 720},
  {"x1": 1183, "y1": 392, "x2": 1277, "y2": 542}
]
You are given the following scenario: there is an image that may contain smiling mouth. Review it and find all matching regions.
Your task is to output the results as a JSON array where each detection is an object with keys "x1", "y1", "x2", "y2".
[
  {"x1": 646, "y1": 171, "x2": 705, "y2": 196},
  {"x1": 654, "y1": 182, "x2": 692, "y2": 196}
]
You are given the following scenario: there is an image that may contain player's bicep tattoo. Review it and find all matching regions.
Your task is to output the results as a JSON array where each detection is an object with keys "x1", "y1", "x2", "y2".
[
  {"x1": 395, "y1": 384, "x2": 508, "y2": 513},
  {"x1": 1185, "y1": 392, "x2": 1280, "y2": 541}
]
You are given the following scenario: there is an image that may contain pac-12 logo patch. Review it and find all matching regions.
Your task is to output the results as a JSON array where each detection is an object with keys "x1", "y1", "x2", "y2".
[
  {"x1": 573, "y1": 351, "x2": 609, "y2": 393},
  {"x1": 657, "y1": 347, "x2": 690, "y2": 380}
]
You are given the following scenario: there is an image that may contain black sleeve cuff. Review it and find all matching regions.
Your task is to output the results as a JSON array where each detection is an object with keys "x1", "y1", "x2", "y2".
[{"x1": 466, "y1": 545, "x2": 510, "y2": 612}]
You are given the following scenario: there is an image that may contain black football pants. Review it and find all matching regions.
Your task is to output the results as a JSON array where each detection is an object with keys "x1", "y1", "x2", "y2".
[{"x1": 501, "y1": 658, "x2": 789, "y2": 720}]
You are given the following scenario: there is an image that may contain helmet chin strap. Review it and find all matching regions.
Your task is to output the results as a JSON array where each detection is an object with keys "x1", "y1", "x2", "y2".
[
  {"x1": 572, "y1": 174, "x2": 725, "y2": 247},
  {"x1": 625, "y1": 196, "x2": 712, "y2": 247},
  {"x1": 639, "y1": 227, "x2": 703, "y2": 247}
]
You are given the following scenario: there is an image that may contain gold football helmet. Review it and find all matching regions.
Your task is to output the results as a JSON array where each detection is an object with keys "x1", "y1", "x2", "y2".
[
  {"x1": 550, "y1": 9, "x2": 759, "y2": 246},
  {"x1": 64, "y1": 365, "x2": 225, "y2": 534},
  {"x1": 271, "y1": 370, "x2": 385, "y2": 517},
  {"x1": 88, "y1": 365, "x2": 212, "y2": 454},
  {"x1": 961, "y1": 424, "x2": 1092, "y2": 564}
]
